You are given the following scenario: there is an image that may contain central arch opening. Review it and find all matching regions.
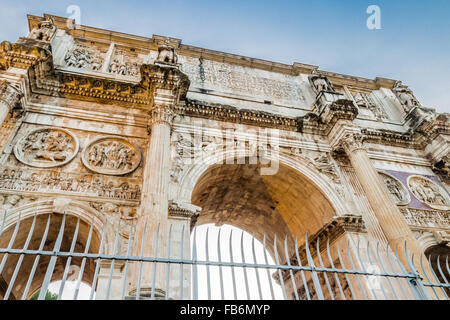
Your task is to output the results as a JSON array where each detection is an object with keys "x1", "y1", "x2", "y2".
[{"x1": 191, "y1": 162, "x2": 337, "y2": 255}]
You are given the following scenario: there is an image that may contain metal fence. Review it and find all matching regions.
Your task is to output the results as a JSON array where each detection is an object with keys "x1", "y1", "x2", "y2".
[{"x1": 0, "y1": 211, "x2": 448, "y2": 300}]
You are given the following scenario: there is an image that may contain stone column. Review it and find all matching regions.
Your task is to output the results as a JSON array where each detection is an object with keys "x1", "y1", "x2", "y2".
[
  {"x1": 128, "y1": 62, "x2": 190, "y2": 299},
  {"x1": 0, "y1": 81, "x2": 22, "y2": 127},
  {"x1": 338, "y1": 133, "x2": 436, "y2": 284}
]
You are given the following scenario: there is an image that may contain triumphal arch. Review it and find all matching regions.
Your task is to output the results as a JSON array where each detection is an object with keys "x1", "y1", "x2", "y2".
[{"x1": 0, "y1": 13, "x2": 448, "y2": 300}]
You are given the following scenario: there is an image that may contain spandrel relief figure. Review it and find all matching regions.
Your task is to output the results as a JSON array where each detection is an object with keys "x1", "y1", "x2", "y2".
[
  {"x1": 408, "y1": 176, "x2": 450, "y2": 210},
  {"x1": 380, "y1": 173, "x2": 410, "y2": 206}
]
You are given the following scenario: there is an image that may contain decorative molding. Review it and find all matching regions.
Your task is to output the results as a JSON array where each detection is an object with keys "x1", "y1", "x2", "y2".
[
  {"x1": 82, "y1": 136, "x2": 142, "y2": 176},
  {"x1": 14, "y1": 127, "x2": 79, "y2": 168}
]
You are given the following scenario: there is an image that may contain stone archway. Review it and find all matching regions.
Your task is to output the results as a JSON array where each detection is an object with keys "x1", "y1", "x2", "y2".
[
  {"x1": 0, "y1": 199, "x2": 113, "y2": 300},
  {"x1": 185, "y1": 153, "x2": 342, "y2": 257}
]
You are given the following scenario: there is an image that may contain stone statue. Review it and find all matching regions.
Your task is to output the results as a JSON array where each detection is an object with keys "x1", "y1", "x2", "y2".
[
  {"x1": 393, "y1": 81, "x2": 420, "y2": 112},
  {"x1": 309, "y1": 73, "x2": 334, "y2": 94},
  {"x1": 29, "y1": 18, "x2": 56, "y2": 42},
  {"x1": 156, "y1": 40, "x2": 178, "y2": 65}
]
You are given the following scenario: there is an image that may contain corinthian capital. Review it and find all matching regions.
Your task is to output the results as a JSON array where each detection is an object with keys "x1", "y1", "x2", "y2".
[
  {"x1": 0, "y1": 80, "x2": 22, "y2": 111},
  {"x1": 149, "y1": 104, "x2": 175, "y2": 126},
  {"x1": 339, "y1": 133, "x2": 366, "y2": 154}
]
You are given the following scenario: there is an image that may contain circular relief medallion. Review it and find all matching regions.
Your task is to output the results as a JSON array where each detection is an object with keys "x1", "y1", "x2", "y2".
[
  {"x1": 407, "y1": 175, "x2": 450, "y2": 211},
  {"x1": 14, "y1": 127, "x2": 79, "y2": 168},
  {"x1": 379, "y1": 172, "x2": 411, "y2": 206},
  {"x1": 82, "y1": 136, "x2": 142, "y2": 176}
]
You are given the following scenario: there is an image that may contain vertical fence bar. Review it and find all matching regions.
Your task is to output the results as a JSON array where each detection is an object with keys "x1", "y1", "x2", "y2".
[
  {"x1": 240, "y1": 230, "x2": 250, "y2": 300},
  {"x1": 384, "y1": 244, "x2": 409, "y2": 300},
  {"x1": 136, "y1": 221, "x2": 148, "y2": 300},
  {"x1": 335, "y1": 240, "x2": 356, "y2": 300},
  {"x1": 205, "y1": 227, "x2": 212, "y2": 300},
  {"x1": 316, "y1": 238, "x2": 334, "y2": 300},
  {"x1": 38, "y1": 213, "x2": 67, "y2": 300},
  {"x1": 217, "y1": 228, "x2": 225, "y2": 300},
  {"x1": 251, "y1": 235, "x2": 263, "y2": 300},
  {"x1": 374, "y1": 242, "x2": 398, "y2": 300},
  {"x1": 436, "y1": 256, "x2": 450, "y2": 290},
  {"x1": 4, "y1": 213, "x2": 38, "y2": 300},
  {"x1": 150, "y1": 224, "x2": 161, "y2": 300},
  {"x1": 58, "y1": 217, "x2": 81, "y2": 300},
  {"x1": 401, "y1": 243, "x2": 429, "y2": 300},
  {"x1": 345, "y1": 240, "x2": 368, "y2": 300},
  {"x1": 165, "y1": 224, "x2": 173, "y2": 301},
  {"x1": 262, "y1": 235, "x2": 275, "y2": 300},
  {"x1": 178, "y1": 225, "x2": 185, "y2": 301},
  {"x1": 294, "y1": 238, "x2": 311, "y2": 300},
  {"x1": 22, "y1": 215, "x2": 51, "y2": 300},
  {"x1": 192, "y1": 227, "x2": 198, "y2": 300},
  {"x1": 304, "y1": 233, "x2": 324, "y2": 300},
  {"x1": 284, "y1": 236, "x2": 298, "y2": 300},
  {"x1": 426, "y1": 255, "x2": 448, "y2": 300},
  {"x1": 106, "y1": 219, "x2": 122, "y2": 300},
  {"x1": 273, "y1": 235, "x2": 288, "y2": 300},
  {"x1": 73, "y1": 217, "x2": 95, "y2": 300},
  {"x1": 229, "y1": 229, "x2": 237, "y2": 300},
  {"x1": 0, "y1": 213, "x2": 22, "y2": 277},
  {"x1": 326, "y1": 239, "x2": 346, "y2": 300},
  {"x1": 121, "y1": 224, "x2": 134, "y2": 300},
  {"x1": 355, "y1": 240, "x2": 378, "y2": 300},
  {"x1": 366, "y1": 242, "x2": 388, "y2": 300},
  {"x1": 89, "y1": 217, "x2": 108, "y2": 301}
]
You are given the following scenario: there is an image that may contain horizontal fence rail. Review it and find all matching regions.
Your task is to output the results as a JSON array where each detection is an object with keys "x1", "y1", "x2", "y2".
[{"x1": 0, "y1": 211, "x2": 448, "y2": 300}]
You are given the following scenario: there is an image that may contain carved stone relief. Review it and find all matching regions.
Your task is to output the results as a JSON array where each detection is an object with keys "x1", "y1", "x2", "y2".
[
  {"x1": 380, "y1": 172, "x2": 410, "y2": 206},
  {"x1": 0, "y1": 167, "x2": 141, "y2": 201},
  {"x1": 14, "y1": 128, "x2": 79, "y2": 168},
  {"x1": 108, "y1": 49, "x2": 142, "y2": 77},
  {"x1": 64, "y1": 43, "x2": 106, "y2": 71},
  {"x1": 401, "y1": 208, "x2": 450, "y2": 229},
  {"x1": 179, "y1": 55, "x2": 307, "y2": 104},
  {"x1": 312, "y1": 153, "x2": 340, "y2": 183},
  {"x1": 82, "y1": 137, "x2": 142, "y2": 176},
  {"x1": 407, "y1": 176, "x2": 450, "y2": 211},
  {"x1": 352, "y1": 91, "x2": 388, "y2": 120}
]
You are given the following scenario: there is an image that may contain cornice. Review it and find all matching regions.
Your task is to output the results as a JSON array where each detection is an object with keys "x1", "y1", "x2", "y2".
[
  {"x1": 178, "y1": 99, "x2": 303, "y2": 132},
  {"x1": 27, "y1": 14, "x2": 399, "y2": 91}
]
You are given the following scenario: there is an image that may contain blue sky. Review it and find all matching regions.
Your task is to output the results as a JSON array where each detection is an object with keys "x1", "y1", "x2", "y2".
[{"x1": 1, "y1": 0, "x2": 449, "y2": 112}]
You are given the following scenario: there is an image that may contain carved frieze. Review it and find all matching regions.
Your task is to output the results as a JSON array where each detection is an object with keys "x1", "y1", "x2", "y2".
[
  {"x1": 401, "y1": 208, "x2": 450, "y2": 229},
  {"x1": 0, "y1": 167, "x2": 141, "y2": 201},
  {"x1": 14, "y1": 127, "x2": 79, "y2": 168},
  {"x1": 109, "y1": 48, "x2": 142, "y2": 77},
  {"x1": 379, "y1": 172, "x2": 410, "y2": 206},
  {"x1": 64, "y1": 43, "x2": 106, "y2": 71},
  {"x1": 352, "y1": 91, "x2": 388, "y2": 120},
  {"x1": 407, "y1": 176, "x2": 450, "y2": 211},
  {"x1": 82, "y1": 137, "x2": 142, "y2": 176}
]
